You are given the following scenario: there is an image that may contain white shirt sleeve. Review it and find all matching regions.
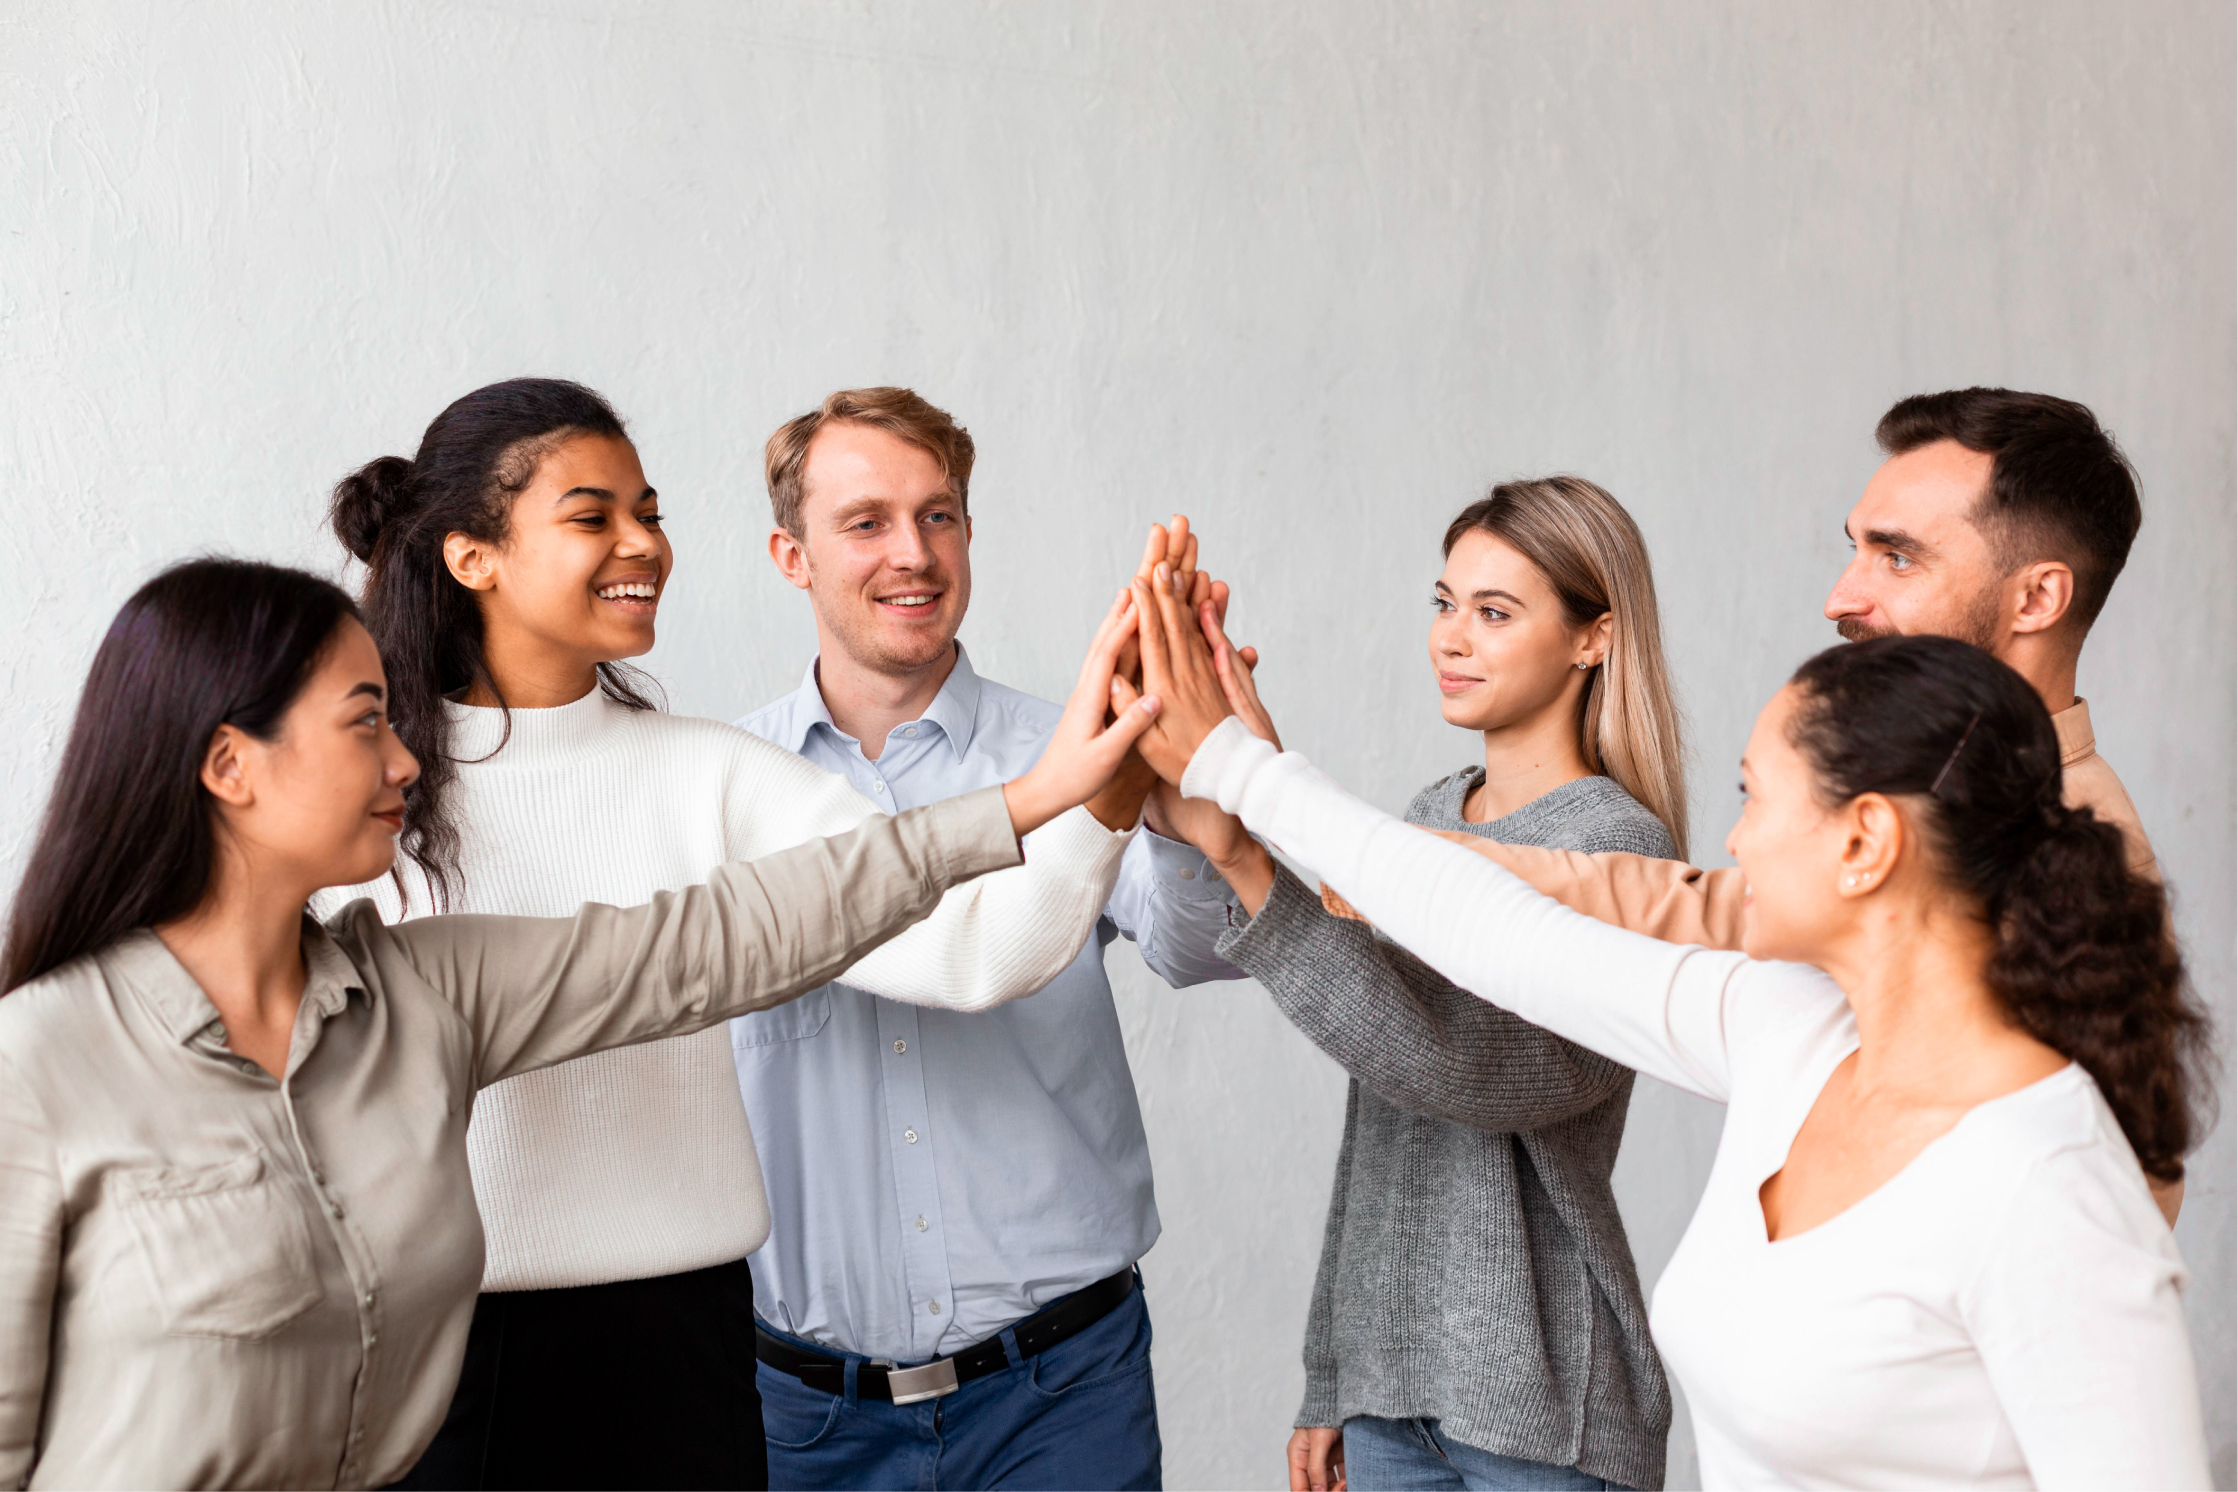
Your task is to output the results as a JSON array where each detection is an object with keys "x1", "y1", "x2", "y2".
[
  {"x1": 725, "y1": 740, "x2": 1133, "y2": 1012},
  {"x1": 1960, "y1": 1144, "x2": 2210, "y2": 1489},
  {"x1": 1181, "y1": 717, "x2": 1762, "y2": 1100}
]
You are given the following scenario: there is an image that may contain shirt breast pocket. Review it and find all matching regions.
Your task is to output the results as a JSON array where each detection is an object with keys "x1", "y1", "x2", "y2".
[
  {"x1": 731, "y1": 986, "x2": 832, "y2": 1048},
  {"x1": 114, "y1": 1151, "x2": 325, "y2": 1340}
]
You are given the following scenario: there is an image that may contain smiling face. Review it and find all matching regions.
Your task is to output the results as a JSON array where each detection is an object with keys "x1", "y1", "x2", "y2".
[
  {"x1": 1429, "y1": 528, "x2": 1607, "y2": 733},
  {"x1": 772, "y1": 420, "x2": 973, "y2": 678},
  {"x1": 209, "y1": 619, "x2": 421, "y2": 894},
  {"x1": 443, "y1": 433, "x2": 671, "y2": 695},
  {"x1": 1723, "y1": 685, "x2": 1856, "y2": 963},
  {"x1": 1825, "y1": 440, "x2": 2008, "y2": 653}
]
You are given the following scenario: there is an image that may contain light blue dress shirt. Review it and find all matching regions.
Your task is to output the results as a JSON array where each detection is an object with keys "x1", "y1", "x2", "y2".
[{"x1": 732, "y1": 643, "x2": 1244, "y2": 1362}]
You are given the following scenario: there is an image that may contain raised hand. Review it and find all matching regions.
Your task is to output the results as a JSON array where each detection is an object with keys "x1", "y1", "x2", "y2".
[
  {"x1": 1121, "y1": 562, "x2": 1236, "y2": 785},
  {"x1": 1000, "y1": 589, "x2": 1161, "y2": 839}
]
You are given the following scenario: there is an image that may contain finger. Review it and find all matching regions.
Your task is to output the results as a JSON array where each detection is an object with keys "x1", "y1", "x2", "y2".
[
  {"x1": 1165, "y1": 514, "x2": 1191, "y2": 572},
  {"x1": 1109, "y1": 672, "x2": 1145, "y2": 713},
  {"x1": 1180, "y1": 529, "x2": 1199, "y2": 581},
  {"x1": 1208, "y1": 577, "x2": 1231, "y2": 629},
  {"x1": 1136, "y1": 523, "x2": 1169, "y2": 582},
  {"x1": 1086, "y1": 690, "x2": 1161, "y2": 766},
  {"x1": 1240, "y1": 645, "x2": 1259, "y2": 669},
  {"x1": 1132, "y1": 578, "x2": 1172, "y2": 691}
]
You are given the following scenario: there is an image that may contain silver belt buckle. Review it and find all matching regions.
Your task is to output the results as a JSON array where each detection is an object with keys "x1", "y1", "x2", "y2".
[{"x1": 886, "y1": 1357, "x2": 960, "y2": 1405}]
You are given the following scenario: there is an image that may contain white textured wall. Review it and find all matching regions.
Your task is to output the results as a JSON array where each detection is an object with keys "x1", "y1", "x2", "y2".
[{"x1": 4, "y1": 3, "x2": 2231, "y2": 1487}]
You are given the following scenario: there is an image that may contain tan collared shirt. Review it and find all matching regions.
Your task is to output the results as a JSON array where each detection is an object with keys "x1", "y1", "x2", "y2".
[
  {"x1": 0, "y1": 790, "x2": 1017, "y2": 1491},
  {"x1": 1407, "y1": 697, "x2": 2155, "y2": 950}
]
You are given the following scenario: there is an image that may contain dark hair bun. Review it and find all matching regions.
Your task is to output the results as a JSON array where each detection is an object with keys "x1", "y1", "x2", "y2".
[{"x1": 329, "y1": 455, "x2": 418, "y2": 563}]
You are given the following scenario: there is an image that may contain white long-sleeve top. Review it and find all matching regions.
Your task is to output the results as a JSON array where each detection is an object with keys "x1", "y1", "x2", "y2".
[
  {"x1": 313, "y1": 690, "x2": 1132, "y2": 1292},
  {"x1": 1182, "y1": 718, "x2": 2209, "y2": 1490}
]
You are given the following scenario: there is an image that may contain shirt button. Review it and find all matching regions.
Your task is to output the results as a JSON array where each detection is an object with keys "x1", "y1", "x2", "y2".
[
  {"x1": 903, "y1": 727, "x2": 918, "y2": 738},
  {"x1": 872, "y1": 781, "x2": 886, "y2": 794},
  {"x1": 915, "y1": 1216, "x2": 929, "y2": 1232},
  {"x1": 1179, "y1": 867, "x2": 1196, "y2": 881},
  {"x1": 329, "y1": 1202, "x2": 345, "y2": 1218},
  {"x1": 363, "y1": 1292, "x2": 376, "y2": 1307},
  {"x1": 893, "y1": 1039, "x2": 907, "y2": 1055},
  {"x1": 928, "y1": 1300, "x2": 941, "y2": 1315},
  {"x1": 904, "y1": 1129, "x2": 919, "y2": 1144}
]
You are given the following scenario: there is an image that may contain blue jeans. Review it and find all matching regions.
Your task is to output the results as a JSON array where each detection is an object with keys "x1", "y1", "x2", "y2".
[
  {"x1": 758, "y1": 1274, "x2": 1161, "y2": 1490},
  {"x1": 1342, "y1": 1416, "x2": 1624, "y2": 1491}
]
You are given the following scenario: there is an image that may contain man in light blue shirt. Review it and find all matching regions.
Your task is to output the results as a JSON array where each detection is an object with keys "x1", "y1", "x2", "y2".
[{"x1": 732, "y1": 387, "x2": 1241, "y2": 1490}]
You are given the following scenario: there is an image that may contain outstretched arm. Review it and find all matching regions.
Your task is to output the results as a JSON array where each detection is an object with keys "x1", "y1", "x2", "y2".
[
  {"x1": 1227, "y1": 863, "x2": 1633, "y2": 1129},
  {"x1": 1329, "y1": 837, "x2": 1748, "y2": 951}
]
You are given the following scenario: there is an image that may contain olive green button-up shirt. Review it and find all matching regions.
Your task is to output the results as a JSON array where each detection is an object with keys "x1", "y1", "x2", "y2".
[{"x1": 0, "y1": 789, "x2": 1018, "y2": 1491}]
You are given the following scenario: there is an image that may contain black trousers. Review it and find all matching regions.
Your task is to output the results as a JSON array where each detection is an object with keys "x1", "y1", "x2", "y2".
[{"x1": 394, "y1": 1256, "x2": 766, "y2": 1491}]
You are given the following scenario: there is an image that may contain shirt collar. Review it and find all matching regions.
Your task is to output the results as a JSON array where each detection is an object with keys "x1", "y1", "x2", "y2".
[
  {"x1": 106, "y1": 921, "x2": 366, "y2": 1048},
  {"x1": 782, "y1": 641, "x2": 986, "y2": 763},
  {"x1": 2052, "y1": 696, "x2": 2096, "y2": 767}
]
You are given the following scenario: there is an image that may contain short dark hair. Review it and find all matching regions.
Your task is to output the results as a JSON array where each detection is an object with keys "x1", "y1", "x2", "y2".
[
  {"x1": 765, "y1": 387, "x2": 975, "y2": 538},
  {"x1": 1875, "y1": 388, "x2": 2141, "y2": 631}
]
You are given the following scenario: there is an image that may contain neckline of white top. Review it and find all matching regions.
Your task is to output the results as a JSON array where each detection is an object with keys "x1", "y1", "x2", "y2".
[{"x1": 1753, "y1": 1057, "x2": 2086, "y2": 1249}]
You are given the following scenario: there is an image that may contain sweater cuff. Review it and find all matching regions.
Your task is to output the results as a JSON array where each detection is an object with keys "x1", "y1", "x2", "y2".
[
  {"x1": 1179, "y1": 716, "x2": 1278, "y2": 810},
  {"x1": 1213, "y1": 861, "x2": 1322, "y2": 969},
  {"x1": 920, "y1": 785, "x2": 1027, "y2": 883},
  {"x1": 1295, "y1": 1371, "x2": 1342, "y2": 1430}
]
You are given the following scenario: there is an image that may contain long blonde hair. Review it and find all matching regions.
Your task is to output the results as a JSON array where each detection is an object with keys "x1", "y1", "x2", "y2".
[{"x1": 1442, "y1": 476, "x2": 1691, "y2": 858}]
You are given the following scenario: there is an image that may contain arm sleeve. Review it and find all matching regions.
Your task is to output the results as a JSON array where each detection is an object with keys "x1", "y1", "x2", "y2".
[
  {"x1": 1442, "y1": 839, "x2": 1747, "y2": 950},
  {"x1": 373, "y1": 788, "x2": 1023, "y2": 1086},
  {"x1": 1106, "y1": 830, "x2": 1247, "y2": 987},
  {"x1": 1181, "y1": 719, "x2": 1755, "y2": 1101},
  {"x1": 1961, "y1": 1147, "x2": 2210, "y2": 1488},
  {"x1": 1223, "y1": 865, "x2": 1633, "y2": 1129},
  {"x1": 0, "y1": 1057, "x2": 60, "y2": 1489},
  {"x1": 725, "y1": 750, "x2": 1133, "y2": 1012}
]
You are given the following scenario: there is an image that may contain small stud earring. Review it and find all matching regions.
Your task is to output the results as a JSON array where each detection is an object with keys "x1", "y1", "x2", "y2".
[
  {"x1": 1843, "y1": 875, "x2": 1858, "y2": 888},
  {"x1": 1576, "y1": 662, "x2": 1590, "y2": 671}
]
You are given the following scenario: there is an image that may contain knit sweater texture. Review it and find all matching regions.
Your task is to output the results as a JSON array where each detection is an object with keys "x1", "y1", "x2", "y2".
[
  {"x1": 1217, "y1": 768, "x2": 1674, "y2": 1491},
  {"x1": 312, "y1": 689, "x2": 1129, "y2": 1293}
]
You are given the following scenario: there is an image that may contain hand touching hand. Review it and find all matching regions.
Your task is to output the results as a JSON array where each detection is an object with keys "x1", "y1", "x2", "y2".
[
  {"x1": 1001, "y1": 589, "x2": 1161, "y2": 839},
  {"x1": 1118, "y1": 563, "x2": 1239, "y2": 786}
]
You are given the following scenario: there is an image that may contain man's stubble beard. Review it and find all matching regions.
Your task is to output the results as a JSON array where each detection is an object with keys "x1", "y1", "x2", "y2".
[
  {"x1": 1835, "y1": 582, "x2": 2005, "y2": 654},
  {"x1": 813, "y1": 565, "x2": 970, "y2": 679}
]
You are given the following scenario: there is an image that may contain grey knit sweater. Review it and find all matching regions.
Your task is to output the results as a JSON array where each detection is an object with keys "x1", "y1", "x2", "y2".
[{"x1": 1218, "y1": 769, "x2": 1675, "y2": 1491}]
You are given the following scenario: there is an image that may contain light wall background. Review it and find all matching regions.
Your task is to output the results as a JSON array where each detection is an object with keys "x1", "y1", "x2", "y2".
[{"x1": 4, "y1": 2, "x2": 2232, "y2": 1486}]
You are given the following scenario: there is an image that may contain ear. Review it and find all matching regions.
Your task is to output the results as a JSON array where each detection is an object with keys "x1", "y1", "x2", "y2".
[
  {"x1": 200, "y1": 724, "x2": 257, "y2": 809},
  {"x1": 1579, "y1": 611, "x2": 1614, "y2": 669},
  {"x1": 444, "y1": 531, "x2": 499, "y2": 593},
  {"x1": 1835, "y1": 791, "x2": 1905, "y2": 899},
  {"x1": 963, "y1": 512, "x2": 973, "y2": 546},
  {"x1": 768, "y1": 528, "x2": 813, "y2": 592},
  {"x1": 2008, "y1": 559, "x2": 2075, "y2": 636}
]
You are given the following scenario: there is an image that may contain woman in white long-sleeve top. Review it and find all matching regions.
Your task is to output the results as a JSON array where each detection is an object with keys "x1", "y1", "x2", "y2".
[
  {"x1": 0, "y1": 558, "x2": 1155, "y2": 1490},
  {"x1": 319, "y1": 379, "x2": 1152, "y2": 1490},
  {"x1": 1122, "y1": 559, "x2": 2213, "y2": 1489}
]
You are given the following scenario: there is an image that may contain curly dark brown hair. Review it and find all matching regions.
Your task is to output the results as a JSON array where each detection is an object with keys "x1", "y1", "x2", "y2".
[{"x1": 1788, "y1": 635, "x2": 2212, "y2": 1182}]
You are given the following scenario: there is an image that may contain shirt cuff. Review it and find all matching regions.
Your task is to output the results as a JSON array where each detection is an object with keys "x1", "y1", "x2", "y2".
[
  {"x1": 1138, "y1": 828, "x2": 1240, "y2": 904},
  {"x1": 923, "y1": 785, "x2": 1028, "y2": 881}
]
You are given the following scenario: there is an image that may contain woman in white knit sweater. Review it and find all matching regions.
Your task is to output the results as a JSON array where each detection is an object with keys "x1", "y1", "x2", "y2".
[
  {"x1": 317, "y1": 379, "x2": 1144, "y2": 1489},
  {"x1": 1125, "y1": 561, "x2": 2213, "y2": 1488}
]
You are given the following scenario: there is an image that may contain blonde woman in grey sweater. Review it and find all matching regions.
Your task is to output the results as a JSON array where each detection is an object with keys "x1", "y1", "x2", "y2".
[{"x1": 1143, "y1": 484, "x2": 1688, "y2": 1491}]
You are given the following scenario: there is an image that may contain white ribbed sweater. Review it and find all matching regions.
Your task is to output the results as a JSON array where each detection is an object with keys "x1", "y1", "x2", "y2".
[{"x1": 313, "y1": 689, "x2": 1131, "y2": 1292}]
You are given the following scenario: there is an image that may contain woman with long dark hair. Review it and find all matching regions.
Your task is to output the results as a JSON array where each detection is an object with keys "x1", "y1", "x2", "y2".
[
  {"x1": 0, "y1": 558, "x2": 1154, "y2": 1490},
  {"x1": 316, "y1": 377, "x2": 1149, "y2": 1489},
  {"x1": 1128, "y1": 562, "x2": 2212, "y2": 1487}
]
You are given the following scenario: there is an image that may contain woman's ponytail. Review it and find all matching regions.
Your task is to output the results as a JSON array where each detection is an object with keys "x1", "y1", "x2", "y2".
[
  {"x1": 329, "y1": 379, "x2": 640, "y2": 911},
  {"x1": 1789, "y1": 636, "x2": 2214, "y2": 1184},
  {"x1": 330, "y1": 454, "x2": 418, "y2": 564},
  {"x1": 1987, "y1": 804, "x2": 2205, "y2": 1181}
]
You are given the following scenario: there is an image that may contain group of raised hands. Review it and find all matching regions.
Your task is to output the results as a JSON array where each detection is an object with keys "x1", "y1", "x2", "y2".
[{"x1": 1003, "y1": 516, "x2": 1286, "y2": 913}]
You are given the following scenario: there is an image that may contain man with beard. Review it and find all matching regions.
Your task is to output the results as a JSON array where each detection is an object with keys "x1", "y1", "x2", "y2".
[{"x1": 1401, "y1": 386, "x2": 2177, "y2": 1217}]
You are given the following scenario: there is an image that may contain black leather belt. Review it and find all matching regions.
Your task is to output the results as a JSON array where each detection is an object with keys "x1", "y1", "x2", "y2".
[{"x1": 754, "y1": 1268, "x2": 1136, "y2": 1405}]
